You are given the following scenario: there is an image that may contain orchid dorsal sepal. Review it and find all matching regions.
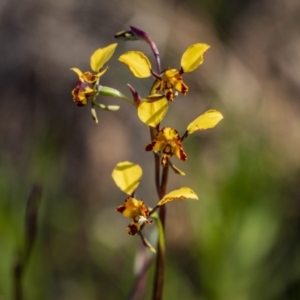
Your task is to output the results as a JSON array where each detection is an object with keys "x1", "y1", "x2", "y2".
[
  {"x1": 119, "y1": 51, "x2": 152, "y2": 78},
  {"x1": 139, "y1": 231, "x2": 156, "y2": 253},
  {"x1": 90, "y1": 43, "x2": 118, "y2": 72},
  {"x1": 181, "y1": 43, "x2": 210, "y2": 73},
  {"x1": 96, "y1": 85, "x2": 133, "y2": 104},
  {"x1": 112, "y1": 161, "x2": 143, "y2": 195},
  {"x1": 157, "y1": 187, "x2": 198, "y2": 206},
  {"x1": 91, "y1": 107, "x2": 99, "y2": 124},
  {"x1": 127, "y1": 84, "x2": 142, "y2": 107},
  {"x1": 70, "y1": 67, "x2": 83, "y2": 77},
  {"x1": 137, "y1": 98, "x2": 168, "y2": 127},
  {"x1": 187, "y1": 109, "x2": 224, "y2": 135},
  {"x1": 168, "y1": 161, "x2": 186, "y2": 176}
]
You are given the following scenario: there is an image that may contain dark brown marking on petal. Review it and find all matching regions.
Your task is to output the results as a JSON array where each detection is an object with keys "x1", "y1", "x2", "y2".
[
  {"x1": 83, "y1": 72, "x2": 97, "y2": 83},
  {"x1": 73, "y1": 96, "x2": 87, "y2": 106},
  {"x1": 155, "y1": 81, "x2": 163, "y2": 93},
  {"x1": 116, "y1": 205, "x2": 126, "y2": 213},
  {"x1": 181, "y1": 83, "x2": 188, "y2": 95},
  {"x1": 165, "y1": 89, "x2": 174, "y2": 101},
  {"x1": 179, "y1": 148, "x2": 187, "y2": 161},
  {"x1": 127, "y1": 223, "x2": 140, "y2": 235},
  {"x1": 172, "y1": 129, "x2": 181, "y2": 141},
  {"x1": 140, "y1": 202, "x2": 150, "y2": 217},
  {"x1": 72, "y1": 88, "x2": 79, "y2": 99},
  {"x1": 164, "y1": 144, "x2": 172, "y2": 154},
  {"x1": 145, "y1": 141, "x2": 156, "y2": 151},
  {"x1": 75, "y1": 101, "x2": 85, "y2": 107}
]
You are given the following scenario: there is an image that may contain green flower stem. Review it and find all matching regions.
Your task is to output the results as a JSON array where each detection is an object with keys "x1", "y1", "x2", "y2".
[
  {"x1": 152, "y1": 165, "x2": 169, "y2": 300},
  {"x1": 155, "y1": 212, "x2": 165, "y2": 254},
  {"x1": 152, "y1": 204, "x2": 166, "y2": 300}
]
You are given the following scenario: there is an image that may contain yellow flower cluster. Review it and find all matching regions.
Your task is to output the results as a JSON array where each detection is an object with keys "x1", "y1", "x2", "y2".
[{"x1": 70, "y1": 27, "x2": 224, "y2": 244}]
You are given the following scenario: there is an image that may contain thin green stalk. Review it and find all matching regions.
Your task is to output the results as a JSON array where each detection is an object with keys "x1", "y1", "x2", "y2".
[{"x1": 152, "y1": 165, "x2": 169, "y2": 300}]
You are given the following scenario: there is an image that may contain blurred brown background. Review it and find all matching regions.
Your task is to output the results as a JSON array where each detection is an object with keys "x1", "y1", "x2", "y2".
[{"x1": 1, "y1": 0, "x2": 300, "y2": 299}]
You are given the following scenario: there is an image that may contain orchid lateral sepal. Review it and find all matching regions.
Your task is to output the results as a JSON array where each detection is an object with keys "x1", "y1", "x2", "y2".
[
  {"x1": 168, "y1": 160, "x2": 186, "y2": 176},
  {"x1": 90, "y1": 107, "x2": 99, "y2": 124},
  {"x1": 139, "y1": 231, "x2": 156, "y2": 253}
]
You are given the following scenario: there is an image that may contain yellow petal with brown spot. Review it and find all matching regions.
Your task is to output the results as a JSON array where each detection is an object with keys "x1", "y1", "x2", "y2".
[{"x1": 157, "y1": 187, "x2": 198, "y2": 206}]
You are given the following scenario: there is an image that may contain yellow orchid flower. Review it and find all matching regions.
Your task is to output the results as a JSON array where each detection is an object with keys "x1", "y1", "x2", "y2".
[
  {"x1": 119, "y1": 43, "x2": 210, "y2": 101},
  {"x1": 116, "y1": 196, "x2": 152, "y2": 235},
  {"x1": 71, "y1": 67, "x2": 108, "y2": 84},
  {"x1": 145, "y1": 127, "x2": 187, "y2": 166},
  {"x1": 70, "y1": 43, "x2": 118, "y2": 106},
  {"x1": 71, "y1": 81, "x2": 94, "y2": 106},
  {"x1": 151, "y1": 68, "x2": 188, "y2": 101},
  {"x1": 112, "y1": 162, "x2": 199, "y2": 237},
  {"x1": 112, "y1": 162, "x2": 153, "y2": 235}
]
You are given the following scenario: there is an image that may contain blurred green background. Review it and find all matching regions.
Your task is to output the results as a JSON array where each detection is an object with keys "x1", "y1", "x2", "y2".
[{"x1": 1, "y1": 0, "x2": 300, "y2": 299}]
